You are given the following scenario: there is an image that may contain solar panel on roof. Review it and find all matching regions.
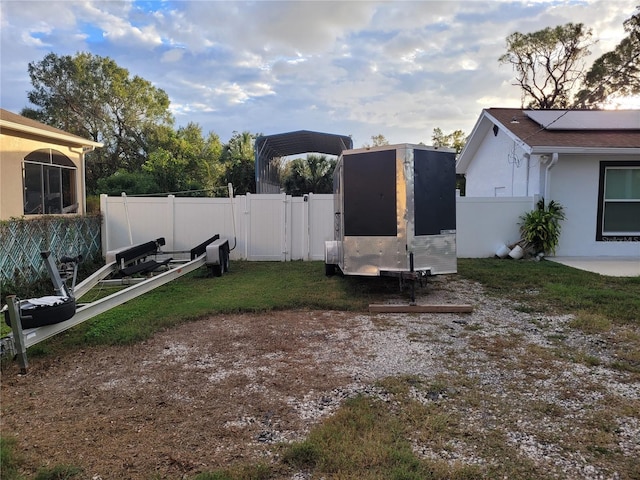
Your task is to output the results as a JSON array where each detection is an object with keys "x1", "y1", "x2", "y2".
[{"x1": 525, "y1": 110, "x2": 640, "y2": 130}]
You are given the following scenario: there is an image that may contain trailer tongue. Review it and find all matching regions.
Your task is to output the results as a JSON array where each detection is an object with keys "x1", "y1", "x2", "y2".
[{"x1": 1, "y1": 235, "x2": 227, "y2": 373}]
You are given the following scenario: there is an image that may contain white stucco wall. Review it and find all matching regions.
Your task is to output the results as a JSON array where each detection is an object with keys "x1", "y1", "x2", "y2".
[
  {"x1": 549, "y1": 154, "x2": 640, "y2": 257},
  {"x1": 464, "y1": 129, "x2": 533, "y2": 197}
]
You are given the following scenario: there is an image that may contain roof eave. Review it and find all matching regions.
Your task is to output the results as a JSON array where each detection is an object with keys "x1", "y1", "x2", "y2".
[
  {"x1": 529, "y1": 146, "x2": 640, "y2": 155},
  {"x1": 457, "y1": 109, "x2": 532, "y2": 174},
  {"x1": 456, "y1": 110, "x2": 490, "y2": 173},
  {"x1": 0, "y1": 119, "x2": 103, "y2": 148}
]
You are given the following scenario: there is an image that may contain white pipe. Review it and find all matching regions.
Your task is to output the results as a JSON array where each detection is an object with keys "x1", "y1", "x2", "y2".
[
  {"x1": 524, "y1": 153, "x2": 531, "y2": 197},
  {"x1": 122, "y1": 192, "x2": 133, "y2": 245},
  {"x1": 544, "y1": 153, "x2": 559, "y2": 200},
  {"x1": 228, "y1": 183, "x2": 237, "y2": 251}
]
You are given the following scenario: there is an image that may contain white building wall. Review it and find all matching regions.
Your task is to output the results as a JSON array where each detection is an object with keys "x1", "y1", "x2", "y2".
[
  {"x1": 549, "y1": 155, "x2": 640, "y2": 257},
  {"x1": 461, "y1": 130, "x2": 639, "y2": 257},
  {"x1": 456, "y1": 196, "x2": 535, "y2": 257},
  {"x1": 465, "y1": 129, "x2": 531, "y2": 197}
]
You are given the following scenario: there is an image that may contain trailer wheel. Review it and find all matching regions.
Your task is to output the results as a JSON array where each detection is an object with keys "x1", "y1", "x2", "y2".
[
  {"x1": 213, "y1": 248, "x2": 224, "y2": 277},
  {"x1": 221, "y1": 248, "x2": 230, "y2": 273},
  {"x1": 325, "y1": 263, "x2": 337, "y2": 276}
]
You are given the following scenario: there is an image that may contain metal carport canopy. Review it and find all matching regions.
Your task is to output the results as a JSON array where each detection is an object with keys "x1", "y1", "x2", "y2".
[{"x1": 255, "y1": 130, "x2": 353, "y2": 193}]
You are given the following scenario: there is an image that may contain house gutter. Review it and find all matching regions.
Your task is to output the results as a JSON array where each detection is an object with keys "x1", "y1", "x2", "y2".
[
  {"x1": 544, "y1": 152, "x2": 559, "y2": 201},
  {"x1": 0, "y1": 119, "x2": 103, "y2": 148}
]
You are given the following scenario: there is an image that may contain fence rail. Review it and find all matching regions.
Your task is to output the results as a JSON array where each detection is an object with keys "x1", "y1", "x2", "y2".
[
  {"x1": 101, "y1": 194, "x2": 535, "y2": 261},
  {"x1": 0, "y1": 195, "x2": 536, "y2": 289}
]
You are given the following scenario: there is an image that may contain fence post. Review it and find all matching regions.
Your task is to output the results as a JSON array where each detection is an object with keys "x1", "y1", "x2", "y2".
[
  {"x1": 282, "y1": 193, "x2": 289, "y2": 261},
  {"x1": 306, "y1": 193, "x2": 313, "y2": 260},
  {"x1": 244, "y1": 193, "x2": 250, "y2": 260},
  {"x1": 167, "y1": 195, "x2": 175, "y2": 251},
  {"x1": 100, "y1": 194, "x2": 108, "y2": 257}
]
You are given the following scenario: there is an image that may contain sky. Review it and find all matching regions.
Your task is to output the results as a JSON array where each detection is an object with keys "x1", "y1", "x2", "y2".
[{"x1": 1, "y1": 0, "x2": 638, "y2": 148}]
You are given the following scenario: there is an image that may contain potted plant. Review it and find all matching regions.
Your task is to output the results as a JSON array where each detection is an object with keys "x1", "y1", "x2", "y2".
[{"x1": 519, "y1": 199, "x2": 565, "y2": 256}]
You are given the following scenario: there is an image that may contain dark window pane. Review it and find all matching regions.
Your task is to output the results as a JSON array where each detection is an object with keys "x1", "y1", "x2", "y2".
[
  {"x1": 605, "y1": 168, "x2": 640, "y2": 200},
  {"x1": 603, "y1": 202, "x2": 640, "y2": 233},
  {"x1": 24, "y1": 163, "x2": 43, "y2": 214},
  {"x1": 62, "y1": 168, "x2": 77, "y2": 212},
  {"x1": 25, "y1": 149, "x2": 74, "y2": 167},
  {"x1": 51, "y1": 150, "x2": 74, "y2": 167},
  {"x1": 44, "y1": 165, "x2": 62, "y2": 214},
  {"x1": 25, "y1": 149, "x2": 51, "y2": 164}
]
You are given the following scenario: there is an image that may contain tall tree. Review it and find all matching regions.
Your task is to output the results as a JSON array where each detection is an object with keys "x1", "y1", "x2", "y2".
[
  {"x1": 142, "y1": 123, "x2": 224, "y2": 196},
  {"x1": 22, "y1": 52, "x2": 173, "y2": 192},
  {"x1": 431, "y1": 128, "x2": 467, "y2": 154},
  {"x1": 95, "y1": 170, "x2": 160, "y2": 196},
  {"x1": 282, "y1": 154, "x2": 336, "y2": 196},
  {"x1": 221, "y1": 131, "x2": 257, "y2": 195},
  {"x1": 362, "y1": 134, "x2": 389, "y2": 148},
  {"x1": 574, "y1": 7, "x2": 640, "y2": 108},
  {"x1": 499, "y1": 23, "x2": 594, "y2": 108},
  {"x1": 432, "y1": 128, "x2": 467, "y2": 195}
]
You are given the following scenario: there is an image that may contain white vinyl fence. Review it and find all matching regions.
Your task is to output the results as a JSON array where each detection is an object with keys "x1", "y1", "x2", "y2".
[{"x1": 100, "y1": 194, "x2": 534, "y2": 260}]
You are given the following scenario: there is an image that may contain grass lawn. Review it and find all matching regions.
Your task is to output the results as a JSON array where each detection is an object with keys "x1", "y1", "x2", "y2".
[{"x1": 2, "y1": 258, "x2": 639, "y2": 480}]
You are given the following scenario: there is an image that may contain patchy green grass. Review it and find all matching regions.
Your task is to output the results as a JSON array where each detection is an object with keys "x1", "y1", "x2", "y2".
[
  {"x1": 1, "y1": 436, "x2": 22, "y2": 480},
  {"x1": 457, "y1": 258, "x2": 640, "y2": 326},
  {"x1": 3, "y1": 259, "x2": 639, "y2": 479},
  {"x1": 11, "y1": 261, "x2": 401, "y2": 352}
]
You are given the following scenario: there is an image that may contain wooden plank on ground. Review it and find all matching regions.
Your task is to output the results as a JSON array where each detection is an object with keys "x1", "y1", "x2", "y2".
[{"x1": 369, "y1": 304, "x2": 473, "y2": 314}]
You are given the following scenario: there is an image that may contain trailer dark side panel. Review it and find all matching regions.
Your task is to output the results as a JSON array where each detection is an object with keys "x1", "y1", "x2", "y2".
[
  {"x1": 343, "y1": 149, "x2": 397, "y2": 236},
  {"x1": 413, "y1": 149, "x2": 456, "y2": 236}
]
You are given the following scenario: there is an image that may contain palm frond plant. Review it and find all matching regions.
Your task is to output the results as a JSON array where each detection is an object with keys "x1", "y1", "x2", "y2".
[{"x1": 519, "y1": 199, "x2": 565, "y2": 256}]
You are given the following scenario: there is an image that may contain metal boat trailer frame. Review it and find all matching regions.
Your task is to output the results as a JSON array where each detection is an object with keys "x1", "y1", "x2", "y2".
[{"x1": 1, "y1": 235, "x2": 223, "y2": 373}]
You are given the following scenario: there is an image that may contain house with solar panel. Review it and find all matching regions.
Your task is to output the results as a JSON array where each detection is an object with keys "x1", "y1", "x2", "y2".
[{"x1": 456, "y1": 108, "x2": 640, "y2": 257}]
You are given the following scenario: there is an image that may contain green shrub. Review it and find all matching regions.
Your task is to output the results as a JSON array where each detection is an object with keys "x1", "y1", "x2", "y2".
[{"x1": 519, "y1": 199, "x2": 565, "y2": 255}]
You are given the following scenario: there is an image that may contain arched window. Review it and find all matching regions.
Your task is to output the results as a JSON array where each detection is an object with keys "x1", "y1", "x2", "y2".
[{"x1": 23, "y1": 149, "x2": 77, "y2": 215}]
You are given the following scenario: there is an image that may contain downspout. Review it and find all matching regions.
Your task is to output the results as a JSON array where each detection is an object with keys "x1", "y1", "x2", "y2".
[
  {"x1": 81, "y1": 151, "x2": 87, "y2": 215},
  {"x1": 73, "y1": 145, "x2": 96, "y2": 215},
  {"x1": 544, "y1": 153, "x2": 559, "y2": 201},
  {"x1": 524, "y1": 153, "x2": 530, "y2": 197}
]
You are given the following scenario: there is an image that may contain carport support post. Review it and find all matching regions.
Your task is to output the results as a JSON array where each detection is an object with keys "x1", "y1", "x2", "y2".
[{"x1": 7, "y1": 296, "x2": 28, "y2": 374}]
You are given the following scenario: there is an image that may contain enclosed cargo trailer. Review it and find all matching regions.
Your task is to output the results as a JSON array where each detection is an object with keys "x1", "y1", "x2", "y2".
[{"x1": 325, "y1": 143, "x2": 457, "y2": 287}]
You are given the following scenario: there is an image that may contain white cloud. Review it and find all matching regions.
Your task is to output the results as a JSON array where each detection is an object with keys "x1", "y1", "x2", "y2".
[
  {"x1": 1, "y1": 0, "x2": 637, "y2": 145},
  {"x1": 78, "y1": 2, "x2": 163, "y2": 47}
]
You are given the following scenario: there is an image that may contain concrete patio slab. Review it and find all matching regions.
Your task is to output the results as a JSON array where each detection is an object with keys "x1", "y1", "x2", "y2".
[{"x1": 548, "y1": 256, "x2": 640, "y2": 277}]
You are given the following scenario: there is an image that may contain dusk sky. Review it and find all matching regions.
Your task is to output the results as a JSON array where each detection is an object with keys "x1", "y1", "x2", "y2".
[{"x1": 1, "y1": 0, "x2": 637, "y2": 148}]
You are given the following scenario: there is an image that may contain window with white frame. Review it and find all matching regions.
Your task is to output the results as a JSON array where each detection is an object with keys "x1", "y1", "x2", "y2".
[
  {"x1": 23, "y1": 149, "x2": 77, "y2": 215},
  {"x1": 597, "y1": 161, "x2": 640, "y2": 240}
]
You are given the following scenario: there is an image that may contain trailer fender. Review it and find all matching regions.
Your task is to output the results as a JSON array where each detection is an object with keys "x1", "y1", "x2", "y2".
[
  {"x1": 324, "y1": 241, "x2": 339, "y2": 265},
  {"x1": 324, "y1": 241, "x2": 340, "y2": 276},
  {"x1": 206, "y1": 239, "x2": 230, "y2": 277}
]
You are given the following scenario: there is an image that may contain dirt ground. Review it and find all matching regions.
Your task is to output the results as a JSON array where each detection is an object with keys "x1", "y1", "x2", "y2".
[
  {"x1": 1, "y1": 310, "x2": 371, "y2": 479},
  {"x1": 2, "y1": 277, "x2": 639, "y2": 479}
]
